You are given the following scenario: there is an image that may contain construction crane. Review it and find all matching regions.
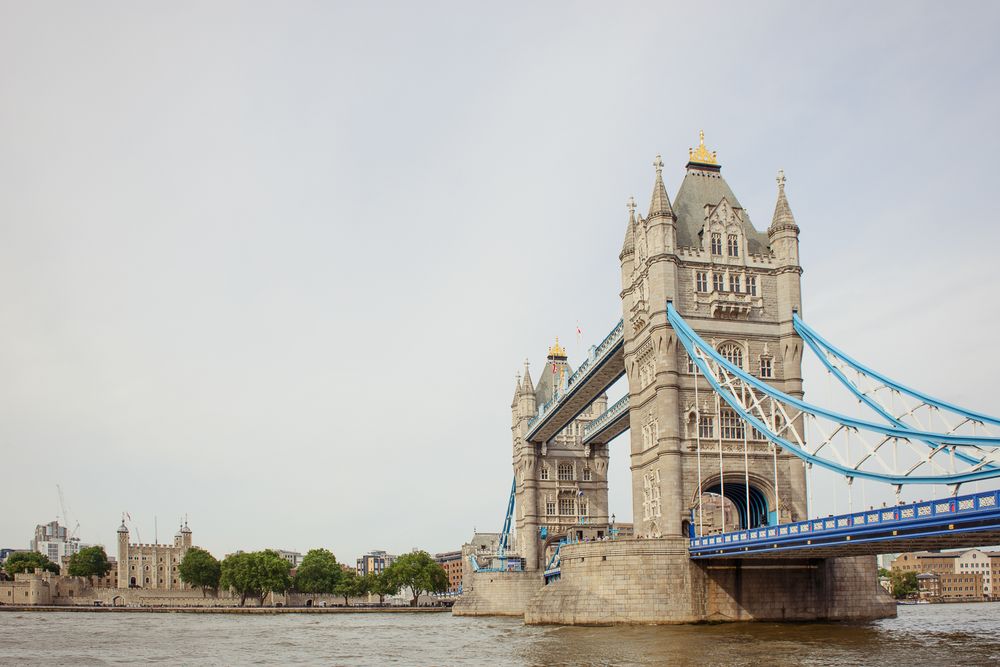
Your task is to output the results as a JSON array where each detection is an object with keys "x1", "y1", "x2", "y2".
[{"x1": 56, "y1": 484, "x2": 81, "y2": 541}]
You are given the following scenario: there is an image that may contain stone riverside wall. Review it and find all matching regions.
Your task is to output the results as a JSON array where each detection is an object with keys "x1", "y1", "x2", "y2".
[
  {"x1": 66, "y1": 588, "x2": 370, "y2": 608},
  {"x1": 701, "y1": 555, "x2": 896, "y2": 622},
  {"x1": 523, "y1": 538, "x2": 897, "y2": 625},
  {"x1": 452, "y1": 571, "x2": 542, "y2": 617}
]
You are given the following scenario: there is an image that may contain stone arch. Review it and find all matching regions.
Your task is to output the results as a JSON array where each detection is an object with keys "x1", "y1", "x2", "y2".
[
  {"x1": 694, "y1": 473, "x2": 775, "y2": 531},
  {"x1": 305, "y1": 599, "x2": 313, "y2": 607},
  {"x1": 112, "y1": 595, "x2": 124, "y2": 607}
]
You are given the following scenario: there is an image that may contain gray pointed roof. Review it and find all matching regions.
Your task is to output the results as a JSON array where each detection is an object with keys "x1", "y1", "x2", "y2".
[
  {"x1": 647, "y1": 157, "x2": 674, "y2": 219},
  {"x1": 534, "y1": 359, "x2": 572, "y2": 407},
  {"x1": 672, "y1": 165, "x2": 770, "y2": 255},
  {"x1": 770, "y1": 172, "x2": 797, "y2": 231}
]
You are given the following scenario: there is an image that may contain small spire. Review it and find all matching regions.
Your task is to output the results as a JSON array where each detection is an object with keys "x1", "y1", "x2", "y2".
[
  {"x1": 647, "y1": 155, "x2": 674, "y2": 219},
  {"x1": 512, "y1": 372, "x2": 521, "y2": 407},
  {"x1": 769, "y1": 168, "x2": 797, "y2": 232},
  {"x1": 521, "y1": 360, "x2": 534, "y2": 395},
  {"x1": 621, "y1": 197, "x2": 636, "y2": 257}
]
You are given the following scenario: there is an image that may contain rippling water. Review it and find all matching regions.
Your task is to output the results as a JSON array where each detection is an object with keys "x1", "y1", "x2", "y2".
[{"x1": 2, "y1": 603, "x2": 1000, "y2": 666}]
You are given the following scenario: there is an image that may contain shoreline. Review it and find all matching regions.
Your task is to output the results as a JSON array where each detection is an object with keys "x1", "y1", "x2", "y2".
[{"x1": 0, "y1": 605, "x2": 452, "y2": 614}]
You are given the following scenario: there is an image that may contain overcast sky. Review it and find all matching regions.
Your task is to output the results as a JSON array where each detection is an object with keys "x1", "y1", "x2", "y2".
[{"x1": 2, "y1": 2, "x2": 1000, "y2": 561}]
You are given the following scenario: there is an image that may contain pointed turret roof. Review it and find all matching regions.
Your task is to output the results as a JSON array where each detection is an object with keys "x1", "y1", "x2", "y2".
[
  {"x1": 647, "y1": 155, "x2": 674, "y2": 219},
  {"x1": 621, "y1": 196, "x2": 636, "y2": 257},
  {"x1": 769, "y1": 169, "x2": 798, "y2": 232},
  {"x1": 520, "y1": 361, "x2": 534, "y2": 396},
  {"x1": 511, "y1": 373, "x2": 522, "y2": 407}
]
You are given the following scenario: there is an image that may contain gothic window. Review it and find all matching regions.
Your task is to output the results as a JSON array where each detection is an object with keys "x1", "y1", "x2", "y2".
[
  {"x1": 583, "y1": 468, "x2": 592, "y2": 481},
  {"x1": 546, "y1": 501, "x2": 556, "y2": 516},
  {"x1": 642, "y1": 415, "x2": 659, "y2": 449},
  {"x1": 748, "y1": 275, "x2": 757, "y2": 296},
  {"x1": 711, "y1": 233, "x2": 722, "y2": 255},
  {"x1": 580, "y1": 499, "x2": 589, "y2": 516},
  {"x1": 540, "y1": 466, "x2": 549, "y2": 481},
  {"x1": 696, "y1": 271, "x2": 708, "y2": 292},
  {"x1": 751, "y1": 426, "x2": 766, "y2": 441},
  {"x1": 687, "y1": 355, "x2": 696, "y2": 374},
  {"x1": 698, "y1": 415, "x2": 714, "y2": 438},
  {"x1": 759, "y1": 357, "x2": 773, "y2": 378},
  {"x1": 557, "y1": 463, "x2": 573, "y2": 481},
  {"x1": 727, "y1": 234, "x2": 739, "y2": 257},
  {"x1": 729, "y1": 274, "x2": 741, "y2": 293},
  {"x1": 720, "y1": 409, "x2": 745, "y2": 440},
  {"x1": 713, "y1": 272, "x2": 725, "y2": 292},
  {"x1": 559, "y1": 498, "x2": 576, "y2": 516},
  {"x1": 718, "y1": 342, "x2": 743, "y2": 369}
]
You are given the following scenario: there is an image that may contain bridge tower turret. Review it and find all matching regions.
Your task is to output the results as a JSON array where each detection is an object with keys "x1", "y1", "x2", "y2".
[{"x1": 622, "y1": 133, "x2": 808, "y2": 540}]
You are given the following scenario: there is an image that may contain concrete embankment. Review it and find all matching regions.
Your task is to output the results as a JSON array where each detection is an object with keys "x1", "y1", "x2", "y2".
[{"x1": 0, "y1": 605, "x2": 451, "y2": 614}]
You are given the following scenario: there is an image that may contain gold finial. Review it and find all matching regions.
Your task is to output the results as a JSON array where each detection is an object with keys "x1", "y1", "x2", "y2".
[
  {"x1": 547, "y1": 337, "x2": 567, "y2": 359},
  {"x1": 688, "y1": 129, "x2": 718, "y2": 165}
]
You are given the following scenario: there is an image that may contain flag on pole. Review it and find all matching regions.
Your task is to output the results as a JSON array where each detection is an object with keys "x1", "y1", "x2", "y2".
[{"x1": 576, "y1": 322, "x2": 583, "y2": 346}]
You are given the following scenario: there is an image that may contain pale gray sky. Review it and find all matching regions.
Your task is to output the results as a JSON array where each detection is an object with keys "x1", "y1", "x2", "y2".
[{"x1": 2, "y1": 2, "x2": 1000, "y2": 561}]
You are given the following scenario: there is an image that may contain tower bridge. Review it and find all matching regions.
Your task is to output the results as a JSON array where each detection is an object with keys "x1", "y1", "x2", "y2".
[{"x1": 454, "y1": 133, "x2": 1000, "y2": 624}]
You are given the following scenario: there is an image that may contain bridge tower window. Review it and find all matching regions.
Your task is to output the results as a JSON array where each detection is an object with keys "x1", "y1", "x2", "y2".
[
  {"x1": 540, "y1": 466, "x2": 549, "y2": 481},
  {"x1": 718, "y1": 343, "x2": 743, "y2": 369},
  {"x1": 759, "y1": 357, "x2": 773, "y2": 378},
  {"x1": 583, "y1": 468, "x2": 592, "y2": 481},
  {"x1": 698, "y1": 415, "x2": 714, "y2": 438},
  {"x1": 558, "y1": 498, "x2": 576, "y2": 515},
  {"x1": 729, "y1": 274, "x2": 741, "y2": 293},
  {"x1": 696, "y1": 271, "x2": 708, "y2": 292},
  {"x1": 546, "y1": 501, "x2": 555, "y2": 516},
  {"x1": 580, "y1": 499, "x2": 589, "y2": 516},
  {"x1": 712, "y1": 273, "x2": 725, "y2": 292},
  {"x1": 687, "y1": 356, "x2": 696, "y2": 374},
  {"x1": 720, "y1": 408, "x2": 745, "y2": 440},
  {"x1": 727, "y1": 234, "x2": 739, "y2": 257},
  {"x1": 747, "y1": 275, "x2": 757, "y2": 296},
  {"x1": 557, "y1": 463, "x2": 573, "y2": 481},
  {"x1": 711, "y1": 233, "x2": 722, "y2": 255}
]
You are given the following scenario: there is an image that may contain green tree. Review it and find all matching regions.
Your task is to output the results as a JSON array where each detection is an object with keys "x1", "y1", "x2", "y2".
[
  {"x1": 178, "y1": 547, "x2": 221, "y2": 597},
  {"x1": 250, "y1": 550, "x2": 291, "y2": 606},
  {"x1": 220, "y1": 552, "x2": 255, "y2": 607},
  {"x1": 878, "y1": 567, "x2": 890, "y2": 578},
  {"x1": 384, "y1": 551, "x2": 448, "y2": 607},
  {"x1": 67, "y1": 546, "x2": 112, "y2": 583},
  {"x1": 293, "y1": 549, "x2": 342, "y2": 594},
  {"x1": 367, "y1": 570, "x2": 399, "y2": 605},
  {"x1": 334, "y1": 569, "x2": 363, "y2": 606},
  {"x1": 3, "y1": 552, "x2": 60, "y2": 576},
  {"x1": 890, "y1": 570, "x2": 919, "y2": 599}
]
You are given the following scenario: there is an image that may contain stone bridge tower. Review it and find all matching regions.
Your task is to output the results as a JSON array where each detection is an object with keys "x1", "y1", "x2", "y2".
[
  {"x1": 511, "y1": 340, "x2": 610, "y2": 571},
  {"x1": 620, "y1": 133, "x2": 808, "y2": 540}
]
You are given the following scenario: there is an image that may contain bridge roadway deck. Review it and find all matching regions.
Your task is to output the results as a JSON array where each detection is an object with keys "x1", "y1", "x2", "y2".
[
  {"x1": 581, "y1": 395, "x2": 630, "y2": 446},
  {"x1": 690, "y1": 489, "x2": 1000, "y2": 559}
]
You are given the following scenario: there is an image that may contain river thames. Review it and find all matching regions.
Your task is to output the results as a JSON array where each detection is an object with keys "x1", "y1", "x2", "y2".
[{"x1": 2, "y1": 603, "x2": 999, "y2": 666}]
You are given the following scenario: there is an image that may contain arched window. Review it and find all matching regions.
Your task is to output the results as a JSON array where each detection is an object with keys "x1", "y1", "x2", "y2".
[
  {"x1": 711, "y1": 233, "x2": 722, "y2": 255},
  {"x1": 718, "y1": 343, "x2": 743, "y2": 369}
]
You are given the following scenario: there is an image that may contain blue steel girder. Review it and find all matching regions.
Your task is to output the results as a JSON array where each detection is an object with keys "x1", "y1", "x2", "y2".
[
  {"x1": 525, "y1": 321, "x2": 625, "y2": 444},
  {"x1": 690, "y1": 489, "x2": 1000, "y2": 559},
  {"x1": 581, "y1": 395, "x2": 630, "y2": 446},
  {"x1": 667, "y1": 303, "x2": 1000, "y2": 485}
]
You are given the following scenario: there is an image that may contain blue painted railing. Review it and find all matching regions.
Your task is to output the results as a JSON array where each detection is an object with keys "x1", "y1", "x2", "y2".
[
  {"x1": 527, "y1": 319, "x2": 624, "y2": 436},
  {"x1": 689, "y1": 488, "x2": 1000, "y2": 557},
  {"x1": 582, "y1": 395, "x2": 629, "y2": 442}
]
